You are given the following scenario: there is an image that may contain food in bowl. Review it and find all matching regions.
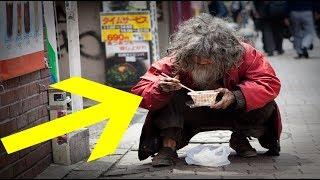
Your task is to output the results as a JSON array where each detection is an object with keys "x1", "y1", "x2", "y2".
[{"x1": 187, "y1": 90, "x2": 219, "y2": 107}]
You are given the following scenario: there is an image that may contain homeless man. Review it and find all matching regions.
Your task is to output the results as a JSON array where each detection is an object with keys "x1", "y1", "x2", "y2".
[{"x1": 131, "y1": 13, "x2": 282, "y2": 167}]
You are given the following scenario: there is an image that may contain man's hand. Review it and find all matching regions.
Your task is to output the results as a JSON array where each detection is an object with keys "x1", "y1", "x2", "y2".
[
  {"x1": 158, "y1": 75, "x2": 182, "y2": 92},
  {"x1": 211, "y1": 88, "x2": 235, "y2": 109}
]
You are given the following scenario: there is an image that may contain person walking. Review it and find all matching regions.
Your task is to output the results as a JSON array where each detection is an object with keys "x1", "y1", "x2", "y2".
[
  {"x1": 252, "y1": 1, "x2": 288, "y2": 56},
  {"x1": 230, "y1": 1, "x2": 244, "y2": 24},
  {"x1": 288, "y1": 1, "x2": 316, "y2": 59},
  {"x1": 208, "y1": 1, "x2": 229, "y2": 18}
]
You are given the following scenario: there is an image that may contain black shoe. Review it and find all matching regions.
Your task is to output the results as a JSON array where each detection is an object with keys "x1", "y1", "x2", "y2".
[
  {"x1": 294, "y1": 54, "x2": 304, "y2": 59},
  {"x1": 151, "y1": 147, "x2": 178, "y2": 167},
  {"x1": 277, "y1": 50, "x2": 284, "y2": 55},
  {"x1": 309, "y1": 44, "x2": 313, "y2": 50},
  {"x1": 267, "y1": 52, "x2": 274, "y2": 57},
  {"x1": 230, "y1": 132, "x2": 257, "y2": 157},
  {"x1": 264, "y1": 148, "x2": 280, "y2": 156},
  {"x1": 302, "y1": 47, "x2": 309, "y2": 58},
  {"x1": 258, "y1": 133, "x2": 280, "y2": 156}
]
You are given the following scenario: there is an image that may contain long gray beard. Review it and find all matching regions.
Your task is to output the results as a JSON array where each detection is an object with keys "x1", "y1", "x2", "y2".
[{"x1": 191, "y1": 64, "x2": 222, "y2": 90}]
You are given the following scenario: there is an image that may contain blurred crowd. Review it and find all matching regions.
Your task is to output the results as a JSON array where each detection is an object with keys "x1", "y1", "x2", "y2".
[{"x1": 207, "y1": 1, "x2": 320, "y2": 59}]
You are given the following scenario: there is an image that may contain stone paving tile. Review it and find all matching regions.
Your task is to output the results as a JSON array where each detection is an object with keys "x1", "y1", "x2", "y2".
[
  {"x1": 63, "y1": 170, "x2": 103, "y2": 179},
  {"x1": 273, "y1": 153, "x2": 298, "y2": 159},
  {"x1": 102, "y1": 167, "x2": 129, "y2": 177},
  {"x1": 291, "y1": 142, "x2": 318, "y2": 148},
  {"x1": 293, "y1": 148, "x2": 320, "y2": 154},
  {"x1": 73, "y1": 155, "x2": 122, "y2": 171},
  {"x1": 299, "y1": 165, "x2": 320, "y2": 174},
  {"x1": 222, "y1": 163, "x2": 251, "y2": 171},
  {"x1": 307, "y1": 126, "x2": 320, "y2": 132},
  {"x1": 195, "y1": 170, "x2": 247, "y2": 177},
  {"x1": 113, "y1": 148, "x2": 130, "y2": 155},
  {"x1": 290, "y1": 139, "x2": 316, "y2": 145},
  {"x1": 169, "y1": 175, "x2": 222, "y2": 179},
  {"x1": 232, "y1": 155, "x2": 275, "y2": 165},
  {"x1": 276, "y1": 149, "x2": 300, "y2": 155},
  {"x1": 35, "y1": 164, "x2": 81, "y2": 179},
  {"x1": 115, "y1": 151, "x2": 152, "y2": 166},
  {"x1": 227, "y1": 155, "x2": 264, "y2": 164},
  {"x1": 118, "y1": 123, "x2": 143, "y2": 150},
  {"x1": 294, "y1": 153, "x2": 320, "y2": 160},
  {"x1": 172, "y1": 169, "x2": 196, "y2": 175},
  {"x1": 274, "y1": 173, "x2": 319, "y2": 179},
  {"x1": 35, "y1": 161, "x2": 85, "y2": 179},
  {"x1": 99, "y1": 174, "x2": 148, "y2": 179},
  {"x1": 174, "y1": 163, "x2": 224, "y2": 173},
  {"x1": 103, "y1": 167, "x2": 149, "y2": 177},
  {"x1": 272, "y1": 161, "x2": 301, "y2": 166},
  {"x1": 105, "y1": 168, "x2": 173, "y2": 179},
  {"x1": 146, "y1": 169, "x2": 174, "y2": 177},
  {"x1": 222, "y1": 174, "x2": 275, "y2": 179},
  {"x1": 248, "y1": 163, "x2": 277, "y2": 170},
  {"x1": 104, "y1": 163, "x2": 172, "y2": 177},
  {"x1": 293, "y1": 143, "x2": 320, "y2": 149},
  {"x1": 194, "y1": 166, "x2": 224, "y2": 173},
  {"x1": 273, "y1": 165, "x2": 302, "y2": 172},
  {"x1": 249, "y1": 168, "x2": 302, "y2": 175}
]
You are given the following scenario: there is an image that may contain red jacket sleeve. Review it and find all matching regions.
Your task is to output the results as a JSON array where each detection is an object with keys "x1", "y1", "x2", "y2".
[
  {"x1": 238, "y1": 44, "x2": 281, "y2": 112},
  {"x1": 131, "y1": 57, "x2": 175, "y2": 111}
]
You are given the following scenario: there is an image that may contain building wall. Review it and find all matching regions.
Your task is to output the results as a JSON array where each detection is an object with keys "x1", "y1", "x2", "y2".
[
  {"x1": 55, "y1": 1, "x2": 170, "y2": 98},
  {"x1": 55, "y1": 1, "x2": 105, "y2": 106},
  {"x1": 157, "y1": 1, "x2": 170, "y2": 58},
  {"x1": 56, "y1": 1, "x2": 106, "y2": 84},
  {"x1": 0, "y1": 68, "x2": 52, "y2": 178},
  {"x1": 57, "y1": 1, "x2": 168, "y2": 84}
]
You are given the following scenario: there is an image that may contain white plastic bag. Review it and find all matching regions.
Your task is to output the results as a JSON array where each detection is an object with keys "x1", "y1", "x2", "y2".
[{"x1": 185, "y1": 144, "x2": 231, "y2": 167}]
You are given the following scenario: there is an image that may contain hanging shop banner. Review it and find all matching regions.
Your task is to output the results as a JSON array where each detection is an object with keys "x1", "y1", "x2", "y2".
[
  {"x1": 100, "y1": 11, "x2": 152, "y2": 42},
  {"x1": 44, "y1": 1, "x2": 59, "y2": 83},
  {"x1": 104, "y1": 41, "x2": 150, "y2": 90},
  {"x1": 0, "y1": 1, "x2": 45, "y2": 81}
]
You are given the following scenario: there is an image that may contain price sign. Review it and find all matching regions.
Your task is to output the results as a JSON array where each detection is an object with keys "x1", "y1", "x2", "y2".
[{"x1": 100, "y1": 11, "x2": 152, "y2": 42}]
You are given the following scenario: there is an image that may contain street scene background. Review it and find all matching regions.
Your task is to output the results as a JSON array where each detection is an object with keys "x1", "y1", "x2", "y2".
[
  {"x1": 37, "y1": 1, "x2": 320, "y2": 179},
  {"x1": 1, "y1": 1, "x2": 320, "y2": 179}
]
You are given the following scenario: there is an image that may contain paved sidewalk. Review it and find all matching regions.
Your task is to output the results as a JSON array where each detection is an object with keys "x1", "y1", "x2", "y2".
[{"x1": 36, "y1": 37, "x2": 320, "y2": 179}]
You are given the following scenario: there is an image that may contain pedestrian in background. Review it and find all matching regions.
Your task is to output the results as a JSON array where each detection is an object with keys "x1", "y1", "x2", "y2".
[
  {"x1": 252, "y1": 1, "x2": 287, "y2": 56},
  {"x1": 312, "y1": 2, "x2": 320, "y2": 39},
  {"x1": 230, "y1": 1, "x2": 244, "y2": 24},
  {"x1": 288, "y1": 0, "x2": 316, "y2": 59},
  {"x1": 208, "y1": 1, "x2": 229, "y2": 18}
]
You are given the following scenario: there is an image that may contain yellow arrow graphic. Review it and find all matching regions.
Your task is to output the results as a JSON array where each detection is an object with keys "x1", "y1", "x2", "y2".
[{"x1": 1, "y1": 77, "x2": 142, "y2": 162}]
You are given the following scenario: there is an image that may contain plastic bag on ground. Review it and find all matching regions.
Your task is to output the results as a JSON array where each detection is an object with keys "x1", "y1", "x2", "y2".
[{"x1": 185, "y1": 144, "x2": 231, "y2": 167}]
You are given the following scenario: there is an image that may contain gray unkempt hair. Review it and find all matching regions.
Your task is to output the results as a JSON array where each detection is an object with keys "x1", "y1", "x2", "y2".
[{"x1": 167, "y1": 13, "x2": 245, "y2": 77}]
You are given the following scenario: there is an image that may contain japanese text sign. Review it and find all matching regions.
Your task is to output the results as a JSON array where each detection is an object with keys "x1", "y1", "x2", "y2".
[{"x1": 100, "y1": 11, "x2": 152, "y2": 42}]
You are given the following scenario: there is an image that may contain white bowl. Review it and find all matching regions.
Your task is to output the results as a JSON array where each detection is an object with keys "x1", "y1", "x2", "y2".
[{"x1": 187, "y1": 90, "x2": 219, "y2": 107}]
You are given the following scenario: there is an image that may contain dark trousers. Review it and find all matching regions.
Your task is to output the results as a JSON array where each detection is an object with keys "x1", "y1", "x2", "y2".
[
  {"x1": 261, "y1": 20, "x2": 284, "y2": 54},
  {"x1": 152, "y1": 90, "x2": 276, "y2": 149},
  {"x1": 290, "y1": 11, "x2": 316, "y2": 54}
]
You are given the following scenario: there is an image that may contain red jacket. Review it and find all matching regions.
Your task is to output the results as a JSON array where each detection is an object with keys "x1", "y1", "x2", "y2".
[
  {"x1": 132, "y1": 43, "x2": 281, "y2": 110},
  {"x1": 131, "y1": 42, "x2": 282, "y2": 159}
]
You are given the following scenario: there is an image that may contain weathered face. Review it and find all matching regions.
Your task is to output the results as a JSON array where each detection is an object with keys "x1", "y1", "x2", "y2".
[
  {"x1": 169, "y1": 14, "x2": 245, "y2": 89},
  {"x1": 195, "y1": 57, "x2": 213, "y2": 65},
  {"x1": 190, "y1": 56, "x2": 221, "y2": 90}
]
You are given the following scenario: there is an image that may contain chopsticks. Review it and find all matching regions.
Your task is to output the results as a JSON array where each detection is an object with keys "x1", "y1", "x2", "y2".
[{"x1": 160, "y1": 72, "x2": 195, "y2": 92}]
